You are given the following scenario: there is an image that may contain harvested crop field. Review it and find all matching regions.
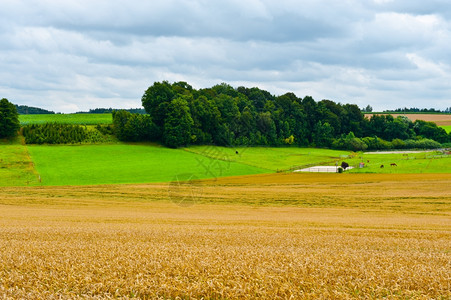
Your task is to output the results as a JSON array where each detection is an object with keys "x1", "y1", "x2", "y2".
[
  {"x1": 365, "y1": 113, "x2": 451, "y2": 126},
  {"x1": 0, "y1": 173, "x2": 450, "y2": 299}
]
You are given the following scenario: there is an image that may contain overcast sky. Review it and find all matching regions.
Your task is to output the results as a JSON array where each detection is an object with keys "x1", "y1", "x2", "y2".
[{"x1": 1, "y1": 0, "x2": 450, "y2": 113}]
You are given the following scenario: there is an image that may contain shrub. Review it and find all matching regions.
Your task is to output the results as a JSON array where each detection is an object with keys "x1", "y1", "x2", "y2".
[
  {"x1": 391, "y1": 138, "x2": 406, "y2": 149},
  {"x1": 23, "y1": 123, "x2": 87, "y2": 144}
]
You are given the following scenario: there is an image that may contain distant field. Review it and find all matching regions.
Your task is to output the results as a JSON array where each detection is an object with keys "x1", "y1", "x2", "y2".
[
  {"x1": 365, "y1": 113, "x2": 451, "y2": 126},
  {"x1": 27, "y1": 144, "x2": 270, "y2": 186},
  {"x1": 19, "y1": 113, "x2": 113, "y2": 125},
  {"x1": 441, "y1": 125, "x2": 451, "y2": 133},
  {"x1": 0, "y1": 173, "x2": 449, "y2": 298}
]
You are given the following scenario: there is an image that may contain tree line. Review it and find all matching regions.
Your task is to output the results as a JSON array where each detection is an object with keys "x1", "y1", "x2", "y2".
[
  {"x1": 113, "y1": 81, "x2": 451, "y2": 149},
  {"x1": 15, "y1": 104, "x2": 55, "y2": 115},
  {"x1": 1, "y1": 87, "x2": 450, "y2": 150},
  {"x1": 383, "y1": 107, "x2": 451, "y2": 114},
  {"x1": 76, "y1": 108, "x2": 146, "y2": 114}
]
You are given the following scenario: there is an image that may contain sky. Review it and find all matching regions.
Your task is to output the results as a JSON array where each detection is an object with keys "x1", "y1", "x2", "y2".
[{"x1": 0, "y1": 0, "x2": 450, "y2": 113}]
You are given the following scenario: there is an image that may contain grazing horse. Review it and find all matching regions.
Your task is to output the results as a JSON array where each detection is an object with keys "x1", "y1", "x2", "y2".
[
  {"x1": 390, "y1": 163, "x2": 397, "y2": 167},
  {"x1": 380, "y1": 164, "x2": 384, "y2": 168},
  {"x1": 341, "y1": 161, "x2": 349, "y2": 170}
]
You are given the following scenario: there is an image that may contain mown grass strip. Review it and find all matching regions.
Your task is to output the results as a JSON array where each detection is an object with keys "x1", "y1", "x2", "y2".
[{"x1": 0, "y1": 144, "x2": 39, "y2": 186}]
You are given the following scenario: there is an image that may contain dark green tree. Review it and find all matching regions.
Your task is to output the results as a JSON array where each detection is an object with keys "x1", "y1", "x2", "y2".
[
  {"x1": 189, "y1": 96, "x2": 220, "y2": 144},
  {"x1": 112, "y1": 110, "x2": 158, "y2": 142},
  {"x1": 141, "y1": 81, "x2": 175, "y2": 135},
  {"x1": 163, "y1": 97, "x2": 194, "y2": 148},
  {"x1": 112, "y1": 110, "x2": 131, "y2": 140},
  {"x1": 312, "y1": 121, "x2": 334, "y2": 147},
  {"x1": 0, "y1": 98, "x2": 20, "y2": 138},
  {"x1": 414, "y1": 120, "x2": 450, "y2": 143},
  {"x1": 362, "y1": 105, "x2": 373, "y2": 112},
  {"x1": 383, "y1": 116, "x2": 411, "y2": 140}
]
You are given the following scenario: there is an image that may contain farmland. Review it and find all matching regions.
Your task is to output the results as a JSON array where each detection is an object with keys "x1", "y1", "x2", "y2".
[
  {"x1": 0, "y1": 173, "x2": 450, "y2": 298},
  {"x1": 185, "y1": 146, "x2": 351, "y2": 171},
  {"x1": 0, "y1": 142, "x2": 38, "y2": 186},
  {"x1": 346, "y1": 151, "x2": 451, "y2": 174},
  {"x1": 1, "y1": 112, "x2": 450, "y2": 298},
  {"x1": 26, "y1": 144, "x2": 270, "y2": 186},
  {"x1": 187, "y1": 146, "x2": 451, "y2": 174},
  {"x1": 2, "y1": 141, "x2": 451, "y2": 187},
  {"x1": 365, "y1": 113, "x2": 451, "y2": 126}
]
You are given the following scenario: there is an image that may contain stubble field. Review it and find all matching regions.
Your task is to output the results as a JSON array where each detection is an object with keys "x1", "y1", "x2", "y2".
[
  {"x1": 365, "y1": 113, "x2": 451, "y2": 126},
  {"x1": 0, "y1": 173, "x2": 450, "y2": 299}
]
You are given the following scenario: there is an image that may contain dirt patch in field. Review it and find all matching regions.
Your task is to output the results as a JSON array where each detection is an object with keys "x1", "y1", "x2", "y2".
[{"x1": 365, "y1": 113, "x2": 451, "y2": 126}]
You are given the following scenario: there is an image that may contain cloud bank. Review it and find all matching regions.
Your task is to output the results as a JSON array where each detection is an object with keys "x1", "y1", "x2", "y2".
[{"x1": 0, "y1": 0, "x2": 450, "y2": 112}]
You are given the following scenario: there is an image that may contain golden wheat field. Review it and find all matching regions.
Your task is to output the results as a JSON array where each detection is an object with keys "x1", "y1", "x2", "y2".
[
  {"x1": 0, "y1": 173, "x2": 450, "y2": 299},
  {"x1": 364, "y1": 113, "x2": 451, "y2": 126}
]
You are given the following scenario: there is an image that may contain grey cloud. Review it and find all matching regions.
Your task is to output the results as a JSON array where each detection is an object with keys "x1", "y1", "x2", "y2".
[
  {"x1": 0, "y1": 0, "x2": 450, "y2": 112},
  {"x1": 4, "y1": 0, "x2": 347, "y2": 43}
]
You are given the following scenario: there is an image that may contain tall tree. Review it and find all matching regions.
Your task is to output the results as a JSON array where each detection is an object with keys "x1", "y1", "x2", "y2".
[
  {"x1": 163, "y1": 97, "x2": 194, "y2": 148},
  {"x1": 0, "y1": 98, "x2": 20, "y2": 138},
  {"x1": 312, "y1": 121, "x2": 334, "y2": 147},
  {"x1": 141, "y1": 81, "x2": 175, "y2": 134}
]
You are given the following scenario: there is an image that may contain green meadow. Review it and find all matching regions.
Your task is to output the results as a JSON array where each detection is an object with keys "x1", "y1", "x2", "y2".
[
  {"x1": 26, "y1": 144, "x2": 270, "y2": 186},
  {"x1": 186, "y1": 146, "x2": 451, "y2": 174},
  {"x1": 345, "y1": 151, "x2": 451, "y2": 174},
  {"x1": 185, "y1": 146, "x2": 351, "y2": 171},
  {"x1": 441, "y1": 125, "x2": 451, "y2": 133},
  {"x1": 1, "y1": 139, "x2": 450, "y2": 187},
  {"x1": 19, "y1": 113, "x2": 113, "y2": 125}
]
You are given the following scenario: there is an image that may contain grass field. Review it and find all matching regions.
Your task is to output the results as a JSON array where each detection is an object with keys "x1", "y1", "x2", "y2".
[
  {"x1": 0, "y1": 173, "x2": 449, "y2": 298},
  {"x1": 0, "y1": 144, "x2": 39, "y2": 186},
  {"x1": 27, "y1": 144, "x2": 270, "y2": 186},
  {"x1": 346, "y1": 151, "x2": 451, "y2": 174},
  {"x1": 441, "y1": 125, "x2": 451, "y2": 133},
  {"x1": 2, "y1": 143, "x2": 450, "y2": 186},
  {"x1": 187, "y1": 146, "x2": 451, "y2": 174},
  {"x1": 185, "y1": 146, "x2": 351, "y2": 171},
  {"x1": 19, "y1": 113, "x2": 113, "y2": 125}
]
